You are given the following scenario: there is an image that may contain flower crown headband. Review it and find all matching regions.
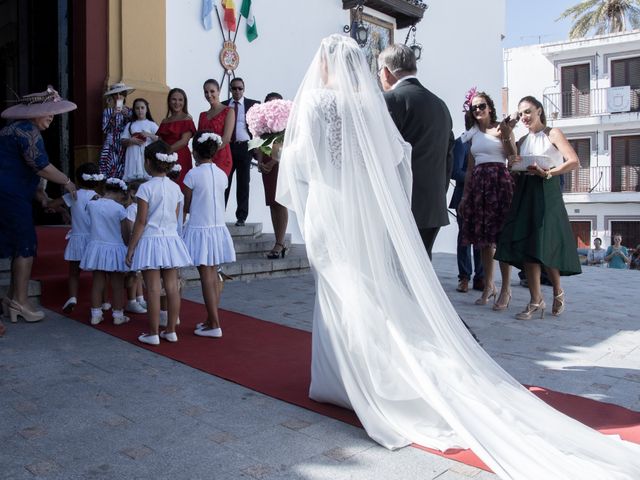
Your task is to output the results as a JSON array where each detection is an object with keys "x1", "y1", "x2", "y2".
[
  {"x1": 462, "y1": 86, "x2": 478, "y2": 113},
  {"x1": 105, "y1": 178, "x2": 128, "y2": 191},
  {"x1": 81, "y1": 173, "x2": 105, "y2": 182},
  {"x1": 197, "y1": 132, "x2": 223, "y2": 145},
  {"x1": 155, "y1": 152, "x2": 178, "y2": 163}
]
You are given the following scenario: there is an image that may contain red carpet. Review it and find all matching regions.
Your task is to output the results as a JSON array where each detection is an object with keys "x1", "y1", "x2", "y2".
[{"x1": 33, "y1": 226, "x2": 640, "y2": 472}]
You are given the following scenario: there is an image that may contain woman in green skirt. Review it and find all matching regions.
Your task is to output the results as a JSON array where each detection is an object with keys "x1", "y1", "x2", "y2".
[{"x1": 495, "y1": 96, "x2": 581, "y2": 320}]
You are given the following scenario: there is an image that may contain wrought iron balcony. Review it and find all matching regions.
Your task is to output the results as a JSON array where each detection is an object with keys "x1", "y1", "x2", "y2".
[
  {"x1": 543, "y1": 87, "x2": 640, "y2": 120},
  {"x1": 561, "y1": 165, "x2": 640, "y2": 193}
]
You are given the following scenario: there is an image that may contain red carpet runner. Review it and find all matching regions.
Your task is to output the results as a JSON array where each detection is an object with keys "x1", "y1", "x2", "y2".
[{"x1": 33, "y1": 226, "x2": 640, "y2": 472}]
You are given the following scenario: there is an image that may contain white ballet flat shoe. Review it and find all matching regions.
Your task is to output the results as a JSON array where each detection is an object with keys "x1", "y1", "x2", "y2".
[
  {"x1": 138, "y1": 333, "x2": 160, "y2": 346},
  {"x1": 62, "y1": 297, "x2": 77, "y2": 313},
  {"x1": 125, "y1": 300, "x2": 147, "y2": 314},
  {"x1": 159, "y1": 331, "x2": 178, "y2": 343},
  {"x1": 113, "y1": 314, "x2": 130, "y2": 326},
  {"x1": 194, "y1": 327, "x2": 222, "y2": 338}
]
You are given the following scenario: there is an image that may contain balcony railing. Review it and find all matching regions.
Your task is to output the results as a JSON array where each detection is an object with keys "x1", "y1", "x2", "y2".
[
  {"x1": 543, "y1": 88, "x2": 640, "y2": 119},
  {"x1": 562, "y1": 165, "x2": 640, "y2": 193}
]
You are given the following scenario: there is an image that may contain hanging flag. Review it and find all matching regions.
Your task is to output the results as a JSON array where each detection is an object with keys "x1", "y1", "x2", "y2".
[
  {"x1": 202, "y1": 0, "x2": 214, "y2": 30},
  {"x1": 240, "y1": 0, "x2": 258, "y2": 42},
  {"x1": 221, "y1": 0, "x2": 237, "y2": 32}
]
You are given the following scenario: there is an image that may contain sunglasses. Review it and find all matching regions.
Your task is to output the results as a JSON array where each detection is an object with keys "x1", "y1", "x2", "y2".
[
  {"x1": 470, "y1": 103, "x2": 488, "y2": 113},
  {"x1": 231, "y1": 86, "x2": 244, "y2": 91}
]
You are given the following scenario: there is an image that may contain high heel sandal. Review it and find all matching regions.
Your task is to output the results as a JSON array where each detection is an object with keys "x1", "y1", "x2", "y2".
[
  {"x1": 8, "y1": 300, "x2": 45, "y2": 323},
  {"x1": 475, "y1": 285, "x2": 497, "y2": 305},
  {"x1": 552, "y1": 290, "x2": 565, "y2": 317},
  {"x1": 266, "y1": 242, "x2": 287, "y2": 259},
  {"x1": 515, "y1": 300, "x2": 546, "y2": 320},
  {"x1": 492, "y1": 290, "x2": 512, "y2": 311}
]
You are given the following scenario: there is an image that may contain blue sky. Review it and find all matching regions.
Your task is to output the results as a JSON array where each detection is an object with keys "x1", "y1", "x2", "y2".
[{"x1": 505, "y1": 0, "x2": 582, "y2": 48}]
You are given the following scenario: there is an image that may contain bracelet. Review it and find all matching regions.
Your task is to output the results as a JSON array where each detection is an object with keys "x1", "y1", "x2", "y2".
[
  {"x1": 64, "y1": 177, "x2": 71, "y2": 185},
  {"x1": 545, "y1": 171, "x2": 552, "y2": 180}
]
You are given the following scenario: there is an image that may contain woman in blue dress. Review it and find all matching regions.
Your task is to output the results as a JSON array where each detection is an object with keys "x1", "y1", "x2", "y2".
[{"x1": 0, "y1": 86, "x2": 77, "y2": 331}]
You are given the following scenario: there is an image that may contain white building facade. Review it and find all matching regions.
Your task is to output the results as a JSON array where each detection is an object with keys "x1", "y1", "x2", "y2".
[
  {"x1": 166, "y1": 0, "x2": 507, "y2": 252},
  {"x1": 505, "y1": 31, "x2": 640, "y2": 251}
]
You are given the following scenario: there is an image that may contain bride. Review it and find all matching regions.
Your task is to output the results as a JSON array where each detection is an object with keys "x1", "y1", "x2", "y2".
[{"x1": 276, "y1": 34, "x2": 639, "y2": 479}]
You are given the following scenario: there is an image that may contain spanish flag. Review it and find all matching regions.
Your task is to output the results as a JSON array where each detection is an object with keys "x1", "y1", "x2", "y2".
[{"x1": 221, "y1": 0, "x2": 236, "y2": 32}]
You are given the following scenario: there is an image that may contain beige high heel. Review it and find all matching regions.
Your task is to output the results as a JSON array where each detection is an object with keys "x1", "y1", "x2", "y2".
[
  {"x1": 552, "y1": 290, "x2": 565, "y2": 316},
  {"x1": 8, "y1": 300, "x2": 45, "y2": 323},
  {"x1": 475, "y1": 285, "x2": 497, "y2": 305},
  {"x1": 515, "y1": 300, "x2": 546, "y2": 320},
  {"x1": 492, "y1": 290, "x2": 512, "y2": 311}
]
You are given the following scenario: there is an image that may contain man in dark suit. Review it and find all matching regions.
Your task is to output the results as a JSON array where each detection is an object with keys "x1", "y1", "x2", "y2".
[
  {"x1": 378, "y1": 45, "x2": 455, "y2": 259},
  {"x1": 222, "y1": 77, "x2": 260, "y2": 226}
]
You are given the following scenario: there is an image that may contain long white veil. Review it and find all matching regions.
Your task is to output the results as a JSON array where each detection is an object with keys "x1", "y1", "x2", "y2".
[{"x1": 276, "y1": 35, "x2": 639, "y2": 479}]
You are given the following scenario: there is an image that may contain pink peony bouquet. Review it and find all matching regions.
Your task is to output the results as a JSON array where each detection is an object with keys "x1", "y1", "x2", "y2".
[{"x1": 247, "y1": 99, "x2": 293, "y2": 155}]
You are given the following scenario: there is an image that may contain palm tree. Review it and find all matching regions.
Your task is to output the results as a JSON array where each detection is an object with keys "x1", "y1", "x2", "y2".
[{"x1": 557, "y1": 0, "x2": 640, "y2": 39}]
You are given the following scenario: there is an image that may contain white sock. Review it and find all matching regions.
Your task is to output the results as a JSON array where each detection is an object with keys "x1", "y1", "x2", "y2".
[
  {"x1": 113, "y1": 309, "x2": 124, "y2": 319},
  {"x1": 91, "y1": 308, "x2": 102, "y2": 317},
  {"x1": 136, "y1": 296, "x2": 145, "y2": 303}
]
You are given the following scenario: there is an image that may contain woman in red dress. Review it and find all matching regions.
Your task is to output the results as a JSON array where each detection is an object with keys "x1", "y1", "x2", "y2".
[
  {"x1": 156, "y1": 88, "x2": 196, "y2": 187},
  {"x1": 197, "y1": 79, "x2": 234, "y2": 177}
]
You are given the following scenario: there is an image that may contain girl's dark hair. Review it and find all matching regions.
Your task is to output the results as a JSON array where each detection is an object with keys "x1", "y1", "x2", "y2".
[
  {"x1": 75, "y1": 162, "x2": 104, "y2": 188},
  {"x1": 131, "y1": 97, "x2": 154, "y2": 123},
  {"x1": 104, "y1": 178, "x2": 128, "y2": 194},
  {"x1": 264, "y1": 92, "x2": 283, "y2": 102},
  {"x1": 167, "y1": 166, "x2": 181, "y2": 181},
  {"x1": 464, "y1": 91, "x2": 497, "y2": 130},
  {"x1": 203, "y1": 78, "x2": 220, "y2": 90},
  {"x1": 192, "y1": 130, "x2": 220, "y2": 159},
  {"x1": 166, "y1": 87, "x2": 189, "y2": 118},
  {"x1": 126, "y1": 179, "x2": 145, "y2": 194},
  {"x1": 144, "y1": 140, "x2": 175, "y2": 174},
  {"x1": 518, "y1": 95, "x2": 546, "y2": 125}
]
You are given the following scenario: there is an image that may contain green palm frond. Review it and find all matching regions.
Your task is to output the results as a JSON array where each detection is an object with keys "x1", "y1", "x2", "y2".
[{"x1": 558, "y1": 0, "x2": 640, "y2": 39}]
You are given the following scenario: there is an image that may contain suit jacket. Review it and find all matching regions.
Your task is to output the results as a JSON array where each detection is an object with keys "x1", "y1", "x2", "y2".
[
  {"x1": 448, "y1": 137, "x2": 470, "y2": 210},
  {"x1": 384, "y1": 78, "x2": 455, "y2": 229},
  {"x1": 222, "y1": 97, "x2": 260, "y2": 139}
]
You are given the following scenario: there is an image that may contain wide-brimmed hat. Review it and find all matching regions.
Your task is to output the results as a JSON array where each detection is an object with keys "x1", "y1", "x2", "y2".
[
  {"x1": 103, "y1": 82, "x2": 135, "y2": 97},
  {"x1": 1, "y1": 86, "x2": 77, "y2": 120}
]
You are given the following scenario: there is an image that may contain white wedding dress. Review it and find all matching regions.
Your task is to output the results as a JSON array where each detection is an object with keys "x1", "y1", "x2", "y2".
[{"x1": 276, "y1": 35, "x2": 639, "y2": 479}]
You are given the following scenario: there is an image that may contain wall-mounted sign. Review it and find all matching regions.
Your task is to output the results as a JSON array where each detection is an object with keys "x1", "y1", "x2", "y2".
[{"x1": 607, "y1": 86, "x2": 631, "y2": 113}]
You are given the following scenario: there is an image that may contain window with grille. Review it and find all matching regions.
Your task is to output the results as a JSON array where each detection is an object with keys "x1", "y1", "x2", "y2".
[
  {"x1": 561, "y1": 64, "x2": 590, "y2": 117},
  {"x1": 611, "y1": 57, "x2": 640, "y2": 111},
  {"x1": 610, "y1": 221, "x2": 640, "y2": 251},
  {"x1": 564, "y1": 138, "x2": 591, "y2": 192},
  {"x1": 610, "y1": 135, "x2": 640, "y2": 192}
]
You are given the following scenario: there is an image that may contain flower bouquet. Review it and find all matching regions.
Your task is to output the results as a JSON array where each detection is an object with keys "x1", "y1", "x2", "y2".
[{"x1": 246, "y1": 99, "x2": 293, "y2": 156}]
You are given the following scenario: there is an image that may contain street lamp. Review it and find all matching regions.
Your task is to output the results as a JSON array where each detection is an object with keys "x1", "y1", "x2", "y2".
[
  {"x1": 343, "y1": 0, "x2": 368, "y2": 47},
  {"x1": 404, "y1": 25, "x2": 423, "y2": 61}
]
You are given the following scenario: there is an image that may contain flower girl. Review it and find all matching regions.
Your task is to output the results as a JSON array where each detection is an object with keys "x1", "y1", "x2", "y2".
[
  {"x1": 183, "y1": 131, "x2": 236, "y2": 338},
  {"x1": 126, "y1": 141, "x2": 192, "y2": 345},
  {"x1": 121, "y1": 98, "x2": 158, "y2": 181},
  {"x1": 46, "y1": 163, "x2": 104, "y2": 312},
  {"x1": 124, "y1": 179, "x2": 147, "y2": 314},
  {"x1": 80, "y1": 177, "x2": 130, "y2": 326}
]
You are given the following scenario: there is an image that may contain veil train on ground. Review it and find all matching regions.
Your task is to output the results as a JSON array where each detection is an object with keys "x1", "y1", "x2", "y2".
[{"x1": 276, "y1": 34, "x2": 639, "y2": 479}]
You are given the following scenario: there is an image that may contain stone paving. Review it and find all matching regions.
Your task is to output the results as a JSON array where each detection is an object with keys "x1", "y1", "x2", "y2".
[{"x1": 1, "y1": 254, "x2": 638, "y2": 479}]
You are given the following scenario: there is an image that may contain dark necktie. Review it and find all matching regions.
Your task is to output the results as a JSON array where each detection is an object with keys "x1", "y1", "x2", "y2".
[{"x1": 231, "y1": 101, "x2": 239, "y2": 142}]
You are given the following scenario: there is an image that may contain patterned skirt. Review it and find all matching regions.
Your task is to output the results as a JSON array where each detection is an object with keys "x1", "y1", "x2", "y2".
[{"x1": 461, "y1": 163, "x2": 514, "y2": 248}]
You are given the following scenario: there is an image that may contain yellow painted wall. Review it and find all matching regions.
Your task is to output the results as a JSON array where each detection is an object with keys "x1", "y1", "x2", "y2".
[{"x1": 107, "y1": 0, "x2": 169, "y2": 121}]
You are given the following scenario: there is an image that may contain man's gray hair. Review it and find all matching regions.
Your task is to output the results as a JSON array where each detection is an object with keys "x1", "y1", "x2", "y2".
[{"x1": 378, "y1": 44, "x2": 417, "y2": 75}]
